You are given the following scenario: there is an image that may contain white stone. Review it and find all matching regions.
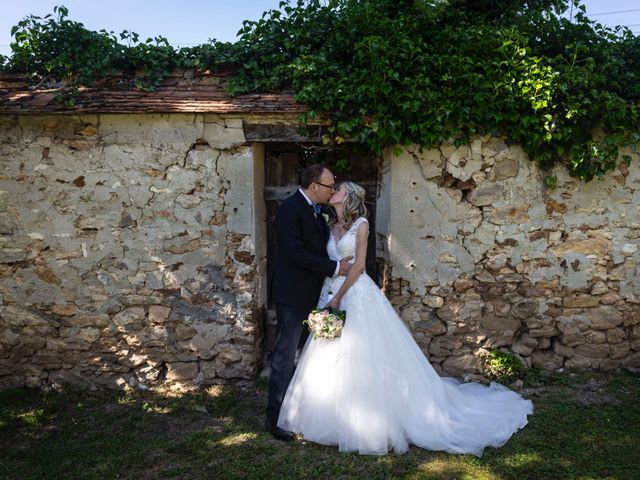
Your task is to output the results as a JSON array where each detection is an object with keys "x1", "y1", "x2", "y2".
[
  {"x1": 78, "y1": 327, "x2": 101, "y2": 343},
  {"x1": 175, "y1": 194, "x2": 202, "y2": 209},
  {"x1": 202, "y1": 117, "x2": 246, "y2": 149},
  {"x1": 622, "y1": 243, "x2": 638, "y2": 256},
  {"x1": 149, "y1": 186, "x2": 173, "y2": 194},
  {"x1": 113, "y1": 307, "x2": 145, "y2": 327}
]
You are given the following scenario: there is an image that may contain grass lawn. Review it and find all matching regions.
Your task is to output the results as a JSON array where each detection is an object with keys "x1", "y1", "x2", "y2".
[{"x1": 1, "y1": 370, "x2": 639, "y2": 480}]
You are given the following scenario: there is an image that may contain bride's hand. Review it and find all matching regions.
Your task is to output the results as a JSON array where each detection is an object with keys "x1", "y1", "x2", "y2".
[
  {"x1": 327, "y1": 296, "x2": 341, "y2": 310},
  {"x1": 338, "y1": 256, "x2": 353, "y2": 276}
]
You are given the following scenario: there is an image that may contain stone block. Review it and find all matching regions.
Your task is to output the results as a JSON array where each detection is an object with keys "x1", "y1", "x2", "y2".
[
  {"x1": 529, "y1": 325, "x2": 559, "y2": 338},
  {"x1": 118, "y1": 352, "x2": 148, "y2": 368},
  {"x1": 598, "y1": 358, "x2": 622, "y2": 371},
  {"x1": 538, "y1": 337, "x2": 551, "y2": 349},
  {"x1": 511, "y1": 343, "x2": 533, "y2": 357},
  {"x1": 436, "y1": 300, "x2": 464, "y2": 324},
  {"x1": 422, "y1": 295, "x2": 444, "y2": 308},
  {"x1": 99, "y1": 114, "x2": 203, "y2": 145},
  {"x1": 0, "y1": 248, "x2": 28, "y2": 263},
  {"x1": 467, "y1": 183, "x2": 504, "y2": 207},
  {"x1": 0, "y1": 306, "x2": 51, "y2": 327},
  {"x1": 216, "y1": 345, "x2": 242, "y2": 364},
  {"x1": 148, "y1": 306, "x2": 171, "y2": 323},
  {"x1": 606, "y1": 327, "x2": 626, "y2": 344},
  {"x1": 202, "y1": 118, "x2": 246, "y2": 149},
  {"x1": 0, "y1": 213, "x2": 18, "y2": 234},
  {"x1": 531, "y1": 350, "x2": 564, "y2": 370},
  {"x1": 511, "y1": 301, "x2": 539, "y2": 320},
  {"x1": 428, "y1": 336, "x2": 463, "y2": 357},
  {"x1": 134, "y1": 364, "x2": 162, "y2": 383},
  {"x1": 549, "y1": 237, "x2": 612, "y2": 257},
  {"x1": 175, "y1": 324, "x2": 198, "y2": 342},
  {"x1": 489, "y1": 158, "x2": 520, "y2": 180},
  {"x1": 486, "y1": 204, "x2": 530, "y2": 225},
  {"x1": 591, "y1": 281, "x2": 609, "y2": 295},
  {"x1": 175, "y1": 193, "x2": 202, "y2": 209},
  {"x1": 200, "y1": 360, "x2": 217, "y2": 379},
  {"x1": 565, "y1": 355, "x2": 593, "y2": 369},
  {"x1": 599, "y1": 292, "x2": 620, "y2": 305},
  {"x1": 575, "y1": 344, "x2": 610, "y2": 358},
  {"x1": 48, "y1": 370, "x2": 95, "y2": 389},
  {"x1": 113, "y1": 307, "x2": 146, "y2": 327},
  {"x1": 442, "y1": 353, "x2": 481, "y2": 376},
  {"x1": 215, "y1": 359, "x2": 253, "y2": 379},
  {"x1": 415, "y1": 317, "x2": 447, "y2": 336},
  {"x1": 444, "y1": 144, "x2": 481, "y2": 181},
  {"x1": 399, "y1": 303, "x2": 422, "y2": 325},
  {"x1": 610, "y1": 341, "x2": 631, "y2": 360},
  {"x1": 621, "y1": 243, "x2": 638, "y2": 256},
  {"x1": 561, "y1": 327, "x2": 586, "y2": 347},
  {"x1": 0, "y1": 190, "x2": 8, "y2": 212},
  {"x1": 480, "y1": 314, "x2": 521, "y2": 331},
  {"x1": 482, "y1": 137, "x2": 508, "y2": 158},
  {"x1": 587, "y1": 306, "x2": 624, "y2": 330},
  {"x1": 0, "y1": 328, "x2": 21, "y2": 346},
  {"x1": 489, "y1": 299, "x2": 511, "y2": 317},
  {"x1": 552, "y1": 340, "x2": 575, "y2": 358},
  {"x1": 51, "y1": 304, "x2": 78, "y2": 316},
  {"x1": 453, "y1": 278, "x2": 474, "y2": 292},
  {"x1": 459, "y1": 300, "x2": 484, "y2": 321},
  {"x1": 584, "y1": 330, "x2": 607, "y2": 344},
  {"x1": 78, "y1": 327, "x2": 101, "y2": 343},
  {"x1": 62, "y1": 314, "x2": 110, "y2": 328},
  {"x1": 563, "y1": 294, "x2": 600, "y2": 308},
  {"x1": 140, "y1": 325, "x2": 169, "y2": 348},
  {"x1": 622, "y1": 352, "x2": 640, "y2": 371},
  {"x1": 166, "y1": 362, "x2": 198, "y2": 381}
]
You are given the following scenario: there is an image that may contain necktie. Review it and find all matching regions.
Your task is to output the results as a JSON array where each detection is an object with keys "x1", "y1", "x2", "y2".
[{"x1": 312, "y1": 203, "x2": 322, "y2": 215}]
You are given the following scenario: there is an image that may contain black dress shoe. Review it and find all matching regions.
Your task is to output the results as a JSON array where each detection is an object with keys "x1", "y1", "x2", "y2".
[{"x1": 266, "y1": 422, "x2": 295, "y2": 441}]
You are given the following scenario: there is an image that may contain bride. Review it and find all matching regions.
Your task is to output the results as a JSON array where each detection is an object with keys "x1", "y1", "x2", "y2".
[{"x1": 277, "y1": 181, "x2": 533, "y2": 456}]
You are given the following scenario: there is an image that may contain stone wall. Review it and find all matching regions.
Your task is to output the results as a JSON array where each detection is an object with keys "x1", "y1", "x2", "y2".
[
  {"x1": 0, "y1": 114, "x2": 266, "y2": 389},
  {"x1": 377, "y1": 138, "x2": 640, "y2": 379},
  {"x1": 2, "y1": 113, "x2": 639, "y2": 390}
]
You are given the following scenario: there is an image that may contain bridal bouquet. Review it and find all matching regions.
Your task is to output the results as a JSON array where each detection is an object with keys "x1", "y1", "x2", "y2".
[{"x1": 305, "y1": 308, "x2": 346, "y2": 340}]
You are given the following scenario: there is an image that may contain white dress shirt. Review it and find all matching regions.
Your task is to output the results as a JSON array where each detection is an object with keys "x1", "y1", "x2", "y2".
[{"x1": 299, "y1": 188, "x2": 340, "y2": 278}]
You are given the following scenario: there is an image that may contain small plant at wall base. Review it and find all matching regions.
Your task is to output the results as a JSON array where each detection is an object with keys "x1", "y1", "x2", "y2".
[
  {"x1": 482, "y1": 349, "x2": 525, "y2": 384},
  {"x1": 2, "y1": 1, "x2": 639, "y2": 182}
]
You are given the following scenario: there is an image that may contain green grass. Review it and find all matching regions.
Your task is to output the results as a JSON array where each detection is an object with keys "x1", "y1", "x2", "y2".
[{"x1": 1, "y1": 371, "x2": 639, "y2": 480}]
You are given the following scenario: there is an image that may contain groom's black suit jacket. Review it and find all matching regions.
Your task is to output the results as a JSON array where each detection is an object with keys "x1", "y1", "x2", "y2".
[{"x1": 271, "y1": 190, "x2": 337, "y2": 307}]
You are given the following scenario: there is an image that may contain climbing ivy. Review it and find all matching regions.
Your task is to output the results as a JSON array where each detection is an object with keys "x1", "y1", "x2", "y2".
[
  {"x1": 3, "y1": 1, "x2": 640, "y2": 182},
  {"x1": 4, "y1": 6, "x2": 239, "y2": 93}
]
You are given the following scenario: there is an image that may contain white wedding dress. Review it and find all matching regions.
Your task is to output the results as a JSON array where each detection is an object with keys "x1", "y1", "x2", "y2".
[{"x1": 277, "y1": 217, "x2": 533, "y2": 456}]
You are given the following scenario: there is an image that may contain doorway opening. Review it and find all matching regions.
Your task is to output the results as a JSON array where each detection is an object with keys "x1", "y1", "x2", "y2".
[{"x1": 262, "y1": 143, "x2": 381, "y2": 359}]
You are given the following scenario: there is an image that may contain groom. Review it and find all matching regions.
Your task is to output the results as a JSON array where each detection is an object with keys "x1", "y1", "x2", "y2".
[{"x1": 266, "y1": 164, "x2": 352, "y2": 441}]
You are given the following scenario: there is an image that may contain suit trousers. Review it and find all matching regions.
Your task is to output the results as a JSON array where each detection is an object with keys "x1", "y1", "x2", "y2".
[{"x1": 266, "y1": 303, "x2": 311, "y2": 426}]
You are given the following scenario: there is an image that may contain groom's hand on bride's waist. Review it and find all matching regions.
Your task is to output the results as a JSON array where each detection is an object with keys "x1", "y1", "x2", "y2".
[{"x1": 338, "y1": 256, "x2": 353, "y2": 276}]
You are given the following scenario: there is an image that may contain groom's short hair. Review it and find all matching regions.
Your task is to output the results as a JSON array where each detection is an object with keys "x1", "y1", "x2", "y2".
[{"x1": 300, "y1": 164, "x2": 327, "y2": 189}]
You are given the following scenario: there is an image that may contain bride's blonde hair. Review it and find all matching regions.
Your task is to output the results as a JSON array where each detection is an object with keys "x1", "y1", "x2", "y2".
[{"x1": 330, "y1": 181, "x2": 368, "y2": 229}]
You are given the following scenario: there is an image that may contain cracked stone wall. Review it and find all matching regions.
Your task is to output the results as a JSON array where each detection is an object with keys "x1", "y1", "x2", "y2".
[
  {"x1": 0, "y1": 114, "x2": 266, "y2": 390},
  {"x1": 3, "y1": 113, "x2": 639, "y2": 389},
  {"x1": 377, "y1": 138, "x2": 640, "y2": 379}
]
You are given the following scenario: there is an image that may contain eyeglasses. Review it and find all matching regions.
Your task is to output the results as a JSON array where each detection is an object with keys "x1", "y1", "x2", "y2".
[{"x1": 315, "y1": 181, "x2": 337, "y2": 191}]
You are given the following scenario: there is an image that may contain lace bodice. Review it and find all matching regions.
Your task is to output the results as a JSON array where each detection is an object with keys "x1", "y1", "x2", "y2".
[{"x1": 327, "y1": 217, "x2": 368, "y2": 262}]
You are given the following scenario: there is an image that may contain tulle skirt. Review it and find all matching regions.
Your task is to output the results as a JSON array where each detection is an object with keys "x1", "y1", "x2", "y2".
[{"x1": 278, "y1": 273, "x2": 533, "y2": 456}]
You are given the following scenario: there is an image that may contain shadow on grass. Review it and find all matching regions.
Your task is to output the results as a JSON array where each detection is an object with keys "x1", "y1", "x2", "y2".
[{"x1": 1, "y1": 371, "x2": 639, "y2": 480}]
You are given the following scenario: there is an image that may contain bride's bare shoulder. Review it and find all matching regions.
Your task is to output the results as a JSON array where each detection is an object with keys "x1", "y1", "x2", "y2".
[
  {"x1": 354, "y1": 218, "x2": 369, "y2": 239},
  {"x1": 355, "y1": 217, "x2": 369, "y2": 228}
]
